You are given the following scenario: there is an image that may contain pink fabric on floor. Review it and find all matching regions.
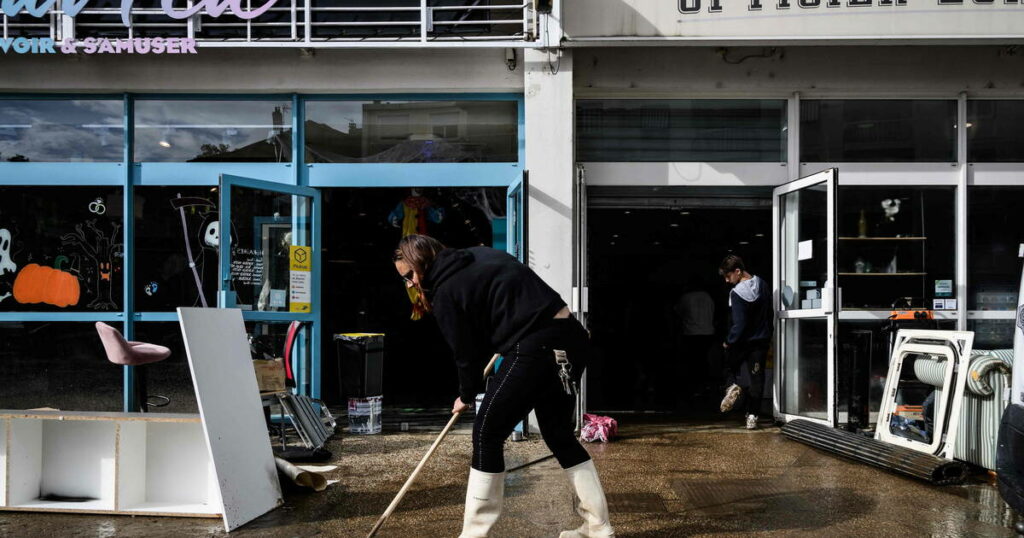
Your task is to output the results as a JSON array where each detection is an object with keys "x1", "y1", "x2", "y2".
[
  {"x1": 581, "y1": 413, "x2": 618, "y2": 443},
  {"x1": 95, "y1": 322, "x2": 171, "y2": 366}
]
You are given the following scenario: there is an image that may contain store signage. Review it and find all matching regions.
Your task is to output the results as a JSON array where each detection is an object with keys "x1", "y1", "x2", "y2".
[
  {"x1": 564, "y1": 0, "x2": 1024, "y2": 40},
  {"x1": 0, "y1": 0, "x2": 276, "y2": 54},
  {"x1": 289, "y1": 245, "x2": 311, "y2": 314},
  {"x1": 1, "y1": 37, "x2": 198, "y2": 55},
  {"x1": 0, "y1": 0, "x2": 277, "y2": 25}
]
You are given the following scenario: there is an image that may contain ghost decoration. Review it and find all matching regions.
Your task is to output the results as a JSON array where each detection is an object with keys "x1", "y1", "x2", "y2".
[
  {"x1": 0, "y1": 228, "x2": 14, "y2": 276},
  {"x1": 0, "y1": 228, "x2": 12, "y2": 303}
]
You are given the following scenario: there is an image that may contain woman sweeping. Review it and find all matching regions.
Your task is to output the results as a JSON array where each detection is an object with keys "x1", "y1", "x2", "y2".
[{"x1": 393, "y1": 234, "x2": 615, "y2": 538}]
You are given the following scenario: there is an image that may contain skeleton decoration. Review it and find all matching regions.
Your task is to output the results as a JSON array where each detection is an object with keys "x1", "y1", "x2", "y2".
[
  {"x1": 0, "y1": 228, "x2": 16, "y2": 303},
  {"x1": 60, "y1": 219, "x2": 122, "y2": 310},
  {"x1": 169, "y1": 195, "x2": 233, "y2": 308},
  {"x1": 203, "y1": 220, "x2": 230, "y2": 249}
]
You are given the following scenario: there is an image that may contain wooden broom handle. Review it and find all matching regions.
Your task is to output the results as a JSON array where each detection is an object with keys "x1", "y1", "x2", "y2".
[{"x1": 367, "y1": 353, "x2": 501, "y2": 538}]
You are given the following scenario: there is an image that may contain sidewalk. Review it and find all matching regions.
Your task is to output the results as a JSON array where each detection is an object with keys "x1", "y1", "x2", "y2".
[{"x1": 0, "y1": 418, "x2": 1018, "y2": 537}]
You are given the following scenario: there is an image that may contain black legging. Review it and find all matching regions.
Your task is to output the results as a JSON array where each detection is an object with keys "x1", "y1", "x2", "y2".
[{"x1": 472, "y1": 316, "x2": 590, "y2": 473}]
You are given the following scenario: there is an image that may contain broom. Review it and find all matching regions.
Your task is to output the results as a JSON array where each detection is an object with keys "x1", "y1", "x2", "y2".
[{"x1": 367, "y1": 353, "x2": 501, "y2": 538}]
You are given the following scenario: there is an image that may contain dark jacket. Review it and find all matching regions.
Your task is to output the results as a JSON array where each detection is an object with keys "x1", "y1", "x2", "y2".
[
  {"x1": 424, "y1": 247, "x2": 566, "y2": 404},
  {"x1": 726, "y1": 275, "x2": 773, "y2": 345}
]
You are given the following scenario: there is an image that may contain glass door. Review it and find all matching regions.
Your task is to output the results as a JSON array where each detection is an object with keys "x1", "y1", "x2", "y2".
[
  {"x1": 507, "y1": 171, "x2": 527, "y2": 262},
  {"x1": 219, "y1": 174, "x2": 321, "y2": 396},
  {"x1": 573, "y1": 164, "x2": 588, "y2": 422},
  {"x1": 773, "y1": 168, "x2": 838, "y2": 426}
]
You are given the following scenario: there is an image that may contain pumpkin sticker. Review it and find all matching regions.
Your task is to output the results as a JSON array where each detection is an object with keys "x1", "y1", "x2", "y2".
[{"x1": 13, "y1": 262, "x2": 81, "y2": 308}]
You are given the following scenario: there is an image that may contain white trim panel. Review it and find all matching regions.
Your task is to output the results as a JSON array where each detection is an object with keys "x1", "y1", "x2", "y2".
[
  {"x1": 579, "y1": 162, "x2": 789, "y2": 187},
  {"x1": 800, "y1": 163, "x2": 958, "y2": 185},
  {"x1": 968, "y1": 163, "x2": 1024, "y2": 185}
]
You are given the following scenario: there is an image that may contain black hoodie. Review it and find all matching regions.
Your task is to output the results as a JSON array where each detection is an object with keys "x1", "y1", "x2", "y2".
[{"x1": 424, "y1": 246, "x2": 566, "y2": 404}]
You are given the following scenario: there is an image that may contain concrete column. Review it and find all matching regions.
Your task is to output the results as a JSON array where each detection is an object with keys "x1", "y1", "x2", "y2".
[{"x1": 524, "y1": 48, "x2": 574, "y2": 303}]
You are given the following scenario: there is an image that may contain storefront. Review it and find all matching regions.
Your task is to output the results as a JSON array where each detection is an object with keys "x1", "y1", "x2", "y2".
[
  {"x1": 3, "y1": 1, "x2": 1024, "y2": 429},
  {"x1": 0, "y1": 0, "x2": 538, "y2": 413},
  {"x1": 552, "y1": 2, "x2": 1024, "y2": 426}
]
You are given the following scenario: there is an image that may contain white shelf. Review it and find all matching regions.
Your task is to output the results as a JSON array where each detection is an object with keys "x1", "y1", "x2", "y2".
[
  {"x1": 10, "y1": 499, "x2": 115, "y2": 512},
  {"x1": 1, "y1": 412, "x2": 220, "y2": 519},
  {"x1": 122, "y1": 502, "x2": 221, "y2": 516}
]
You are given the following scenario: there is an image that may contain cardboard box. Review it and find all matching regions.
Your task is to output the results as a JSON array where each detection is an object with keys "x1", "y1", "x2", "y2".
[{"x1": 253, "y1": 358, "x2": 286, "y2": 392}]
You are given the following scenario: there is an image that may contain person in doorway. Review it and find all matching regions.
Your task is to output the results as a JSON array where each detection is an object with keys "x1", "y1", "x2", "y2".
[
  {"x1": 673, "y1": 278, "x2": 716, "y2": 407},
  {"x1": 393, "y1": 234, "x2": 615, "y2": 538},
  {"x1": 718, "y1": 254, "x2": 773, "y2": 430}
]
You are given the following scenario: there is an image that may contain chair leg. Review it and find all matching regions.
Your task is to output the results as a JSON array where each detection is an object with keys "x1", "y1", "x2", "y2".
[{"x1": 136, "y1": 366, "x2": 148, "y2": 413}]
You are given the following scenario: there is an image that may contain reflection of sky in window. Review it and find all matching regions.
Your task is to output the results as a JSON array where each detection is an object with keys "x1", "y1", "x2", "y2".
[
  {"x1": 134, "y1": 100, "x2": 291, "y2": 162},
  {"x1": 0, "y1": 100, "x2": 124, "y2": 162}
]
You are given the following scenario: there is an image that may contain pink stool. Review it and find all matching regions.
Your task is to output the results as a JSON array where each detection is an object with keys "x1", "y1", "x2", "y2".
[{"x1": 96, "y1": 322, "x2": 172, "y2": 411}]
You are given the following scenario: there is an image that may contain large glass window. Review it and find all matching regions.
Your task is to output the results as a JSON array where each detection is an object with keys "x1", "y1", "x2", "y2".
[
  {"x1": 968, "y1": 101, "x2": 1024, "y2": 162},
  {"x1": 800, "y1": 100, "x2": 957, "y2": 162},
  {"x1": 0, "y1": 187, "x2": 124, "y2": 312},
  {"x1": 968, "y1": 186, "x2": 1024, "y2": 311},
  {"x1": 969, "y1": 320, "x2": 1015, "y2": 351},
  {"x1": 576, "y1": 99, "x2": 787, "y2": 162},
  {"x1": 134, "y1": 187, "x2": 221, "y2": 311},
  {"x1": 837, "y1": 186, "x2": 955, "y2": 310},
  {"x1": 134, "y1": 100, "x2": 292, "y2": 163},
  {"x1": 305, "y1": 100, "x2": 518, "y2": 163},
  {"x1": 0, "y1": 322, "x2": 124, "y2": 411},
  {"x1": 0, "y1": 99, "x2": 123, "y2": 162}
]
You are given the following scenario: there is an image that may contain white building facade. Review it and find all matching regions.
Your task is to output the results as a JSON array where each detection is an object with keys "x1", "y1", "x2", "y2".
[{"x1": 2, "y1": 1, "x2": 1024, "y2": 426}]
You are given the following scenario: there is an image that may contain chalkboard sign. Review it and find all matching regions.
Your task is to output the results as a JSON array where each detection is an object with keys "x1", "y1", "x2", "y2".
[{"x1": 230, "y1": 248, "x2": 265, "y2": 287}]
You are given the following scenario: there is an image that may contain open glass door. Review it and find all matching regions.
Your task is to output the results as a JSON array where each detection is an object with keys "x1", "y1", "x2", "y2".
[
  {"x1": 773, "y1": 168, "x2": 838, "y2": 426},
  {"x1": 219, "y1": 174, "x2": 322, "y2": 397},
  {"x1": 573, "y1": 164, "x2": 588, "y2": 421},
  {"x1": 507, "y1": 171, "x2": 528, "y2": 262}
]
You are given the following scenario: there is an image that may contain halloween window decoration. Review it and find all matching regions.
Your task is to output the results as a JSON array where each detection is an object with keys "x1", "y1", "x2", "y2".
[
  {"x1": 0, "y1": 187, "x2": 123, "y2": 312},
  {"x1": 134, "y1": 187, "x2": 223, "y2": 311}
]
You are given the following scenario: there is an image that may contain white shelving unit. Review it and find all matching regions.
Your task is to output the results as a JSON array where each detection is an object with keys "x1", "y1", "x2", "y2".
[{"x1": 0, "y1": 411, "x2": 220, "y2": 518}]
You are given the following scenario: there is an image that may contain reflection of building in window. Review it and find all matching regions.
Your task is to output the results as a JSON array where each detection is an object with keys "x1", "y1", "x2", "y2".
[
  {"x1": 374, "y1": 113, "x2": 411, "y2": 141},
  {"x1": 304, "y1": 100, "x2": 516, "y2": 164},
  {"x1": 430, "y1": 112, "x2": 461, "y2": 139},
  {"x1": 363, "y1": 102, "x2": 476, "y2": 162}
]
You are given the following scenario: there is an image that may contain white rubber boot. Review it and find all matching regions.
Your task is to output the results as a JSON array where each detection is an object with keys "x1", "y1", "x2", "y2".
[
  {"x1": 459, "y1": 468, "x2": 505, "y2": 538},
  {"x1": 560, "y1": 460, "x2": 615, "y2": 538}
]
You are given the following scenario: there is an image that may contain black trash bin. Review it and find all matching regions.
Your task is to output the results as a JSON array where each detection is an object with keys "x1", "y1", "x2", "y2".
[{"x1": 333, "y1": 333, "x2": 384, "y2": 400}]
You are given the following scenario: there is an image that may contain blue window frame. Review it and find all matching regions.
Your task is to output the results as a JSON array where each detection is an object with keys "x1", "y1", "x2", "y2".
[{"x1": 0, "y1": 92, "x2": 524, "y2": 411}]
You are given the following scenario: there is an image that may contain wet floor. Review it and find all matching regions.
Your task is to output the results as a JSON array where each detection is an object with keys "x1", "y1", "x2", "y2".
[{"x1": 1, "y1": 418, "x2": 1020, "y2": 537}]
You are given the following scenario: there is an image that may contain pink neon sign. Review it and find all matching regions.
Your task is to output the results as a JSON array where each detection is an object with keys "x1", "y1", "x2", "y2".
[{"x1": 0, "y1": 0, "x2": 280, "y2": 26}]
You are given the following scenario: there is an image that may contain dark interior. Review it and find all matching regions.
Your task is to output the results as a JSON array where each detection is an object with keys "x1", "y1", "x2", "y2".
[
  {"x1": 319, "y1": 186, "x2": 507, "y2": 409},
  {"x1": 585, "y1": 189, "x2": 773, "y2": 418}
]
